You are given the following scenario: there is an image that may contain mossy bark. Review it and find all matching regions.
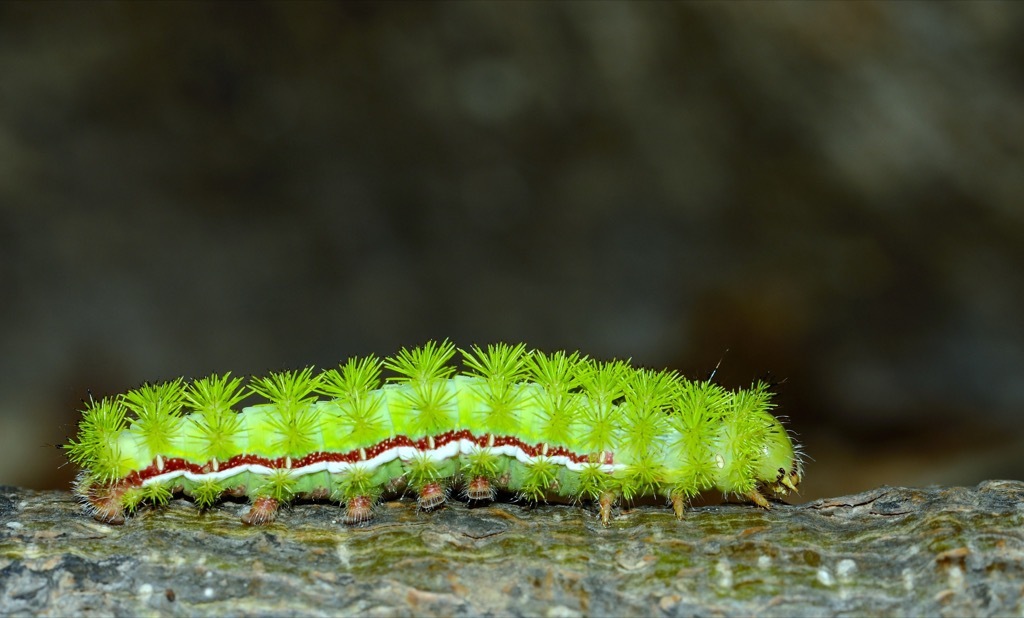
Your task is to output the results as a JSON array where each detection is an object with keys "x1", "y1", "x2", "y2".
[{"x1": 2, "y1": 481, "x2": 1023, "y2": 616}]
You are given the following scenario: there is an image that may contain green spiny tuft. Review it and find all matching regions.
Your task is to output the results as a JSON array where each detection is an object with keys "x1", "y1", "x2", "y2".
[
  {"x1": 520, "y1": 457, "x2": 558, "y2": 502},
  {"x1": 319, "y1": 355, "x2": 383, "y2": 400},
  {"x1": 385, "y1": 339, "x2": 457, "y2": 383},
  {"x1": 461, "y1": 342, "x2": 530, "y2": 384},
  {"x1": 251, "y1": 367, "x2": 323, "y2": 458},
  {"x1": 623, "y1": 368, "x2": 678, "y2": 412},
  {"x1": 65, "y1": 396, "x2": 130, "y2": 482},
  {"x1": 249, "y1": 366, "x2": 322, "y2": 409},
  {"x1": 527, "y1": 350, "x2": 586, "y2": 447},
  {"x1": 742, "y1": 381, "x2": 777, "y2": 423},
  {"x1": 122, "y1": 379, "x2": 185, "y2": 460},
  {"x1": 618, "y1": 455, "x2": 665, "y2": 502},
  {"x1": 665, "y1": 379, "x2": 730, "y2": 498},
  {"x1": 122, "y1": 488, "x2": 146, "y2": 513},
  {"x1": 576, "y1": 360, "x2": 631, "y2": 454},
  {"x1": 184, "y1": 372, "x2": 247, "y2": 415},
  {"x1": 619, "y1": 369, "x2": 675, "y2": 459},
  {"x1": 577, "y1": 358, "x2": 631, "y2": 406},
  {"x1": 184, "y1": 373, "x2": 246, "y2": 464},
  {"x1": 719, "y1": 384, "x2": 773, "y2": 494},
  {"x1": 334, "y1": 465, "x2": 379, "y2": 502},
  {"x1": 191, "y1": 478, "x2": 225, "y2": 509},
  {"x1": 257, "y1": 468, "x2": 296, "y2": 502},
  {"x1": 401, "y1": 379, "x2": 457, "y2": 437},
  {"x1": 141, "y1": 482, "x2": 173, "y2": 506},
  {"x1": 320, "y1": 355, "x2": 388, "y2": 446},
  {"x1": 533, "y1": 391, "x2": 581, "y2": 448},
  {"x1": 577, "y1": 462, "x2": 613, "y2": 501},
  {"x1": 526, "y1": 349, "x2": 585, "y2": 395},
  {"x1": 387, "y1": 341, "x2": 458, "y2": 437},
  {"x1": 404, "y1": 452, "x2": 443, "y2": 488},
  {"x1": 461, "y1": 342, "x2": 530, "y2": 436},
  {"x1": 463, "y1": 447, "x2": 501, "y2": 479}
]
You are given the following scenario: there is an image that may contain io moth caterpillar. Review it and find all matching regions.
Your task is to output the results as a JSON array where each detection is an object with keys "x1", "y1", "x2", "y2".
[{"x1": 66, "y1": 341, "x2": 803, "y2": 526}]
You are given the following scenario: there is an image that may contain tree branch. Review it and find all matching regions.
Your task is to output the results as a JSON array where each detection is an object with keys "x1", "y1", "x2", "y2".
[{"x1": 2, "y1": 481, "x2": 1022, "y2": 616}]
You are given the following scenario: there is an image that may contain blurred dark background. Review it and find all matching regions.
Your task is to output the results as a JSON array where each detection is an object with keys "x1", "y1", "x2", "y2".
[{"x1": 2, "y1": 2, "x2": 1023, "y2": 503}]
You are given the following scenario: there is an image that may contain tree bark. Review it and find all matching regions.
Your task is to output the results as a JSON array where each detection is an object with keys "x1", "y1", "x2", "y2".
[{"x1": 2, "y1": 481, "x2": 1022, "y2": 616}]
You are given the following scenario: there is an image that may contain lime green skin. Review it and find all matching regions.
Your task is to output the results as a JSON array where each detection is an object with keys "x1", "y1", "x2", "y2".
[{"x1": 68, "y1": 346, "x2": 802, "y2": 524}]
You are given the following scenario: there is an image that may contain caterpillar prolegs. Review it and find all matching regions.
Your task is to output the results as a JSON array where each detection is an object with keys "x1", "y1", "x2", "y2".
[{"x1": 66, "y1": 341, "x2": 803, "y2": 526}]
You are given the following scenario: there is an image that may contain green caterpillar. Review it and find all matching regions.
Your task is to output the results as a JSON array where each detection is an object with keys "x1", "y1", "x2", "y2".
[{"x1": 66, "y1": 340, "x2": 803, "y2": 526}]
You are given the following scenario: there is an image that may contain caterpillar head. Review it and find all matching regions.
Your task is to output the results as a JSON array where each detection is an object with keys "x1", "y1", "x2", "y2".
[{"x1": 755, "y1": 416, "x2": 803, "y2": 499}]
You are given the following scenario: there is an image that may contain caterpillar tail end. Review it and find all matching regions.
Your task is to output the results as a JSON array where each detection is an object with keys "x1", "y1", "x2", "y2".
[
  {"x1": 88, "y1": 489, "x2": 128, "y2": 525},
  {"x1": 74, "y1": 474, "x2": 128, "y2": 525}
]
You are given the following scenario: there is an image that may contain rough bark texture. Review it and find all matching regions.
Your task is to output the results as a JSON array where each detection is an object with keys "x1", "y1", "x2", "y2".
[{"x1": 2, "y1": 481, "x2": 1023, "y2": 617}]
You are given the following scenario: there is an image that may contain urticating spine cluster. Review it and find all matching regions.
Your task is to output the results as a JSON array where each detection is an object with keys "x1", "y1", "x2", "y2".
[{"x1": 66, "y1": 341, "x2": 803, "y2": 526}]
